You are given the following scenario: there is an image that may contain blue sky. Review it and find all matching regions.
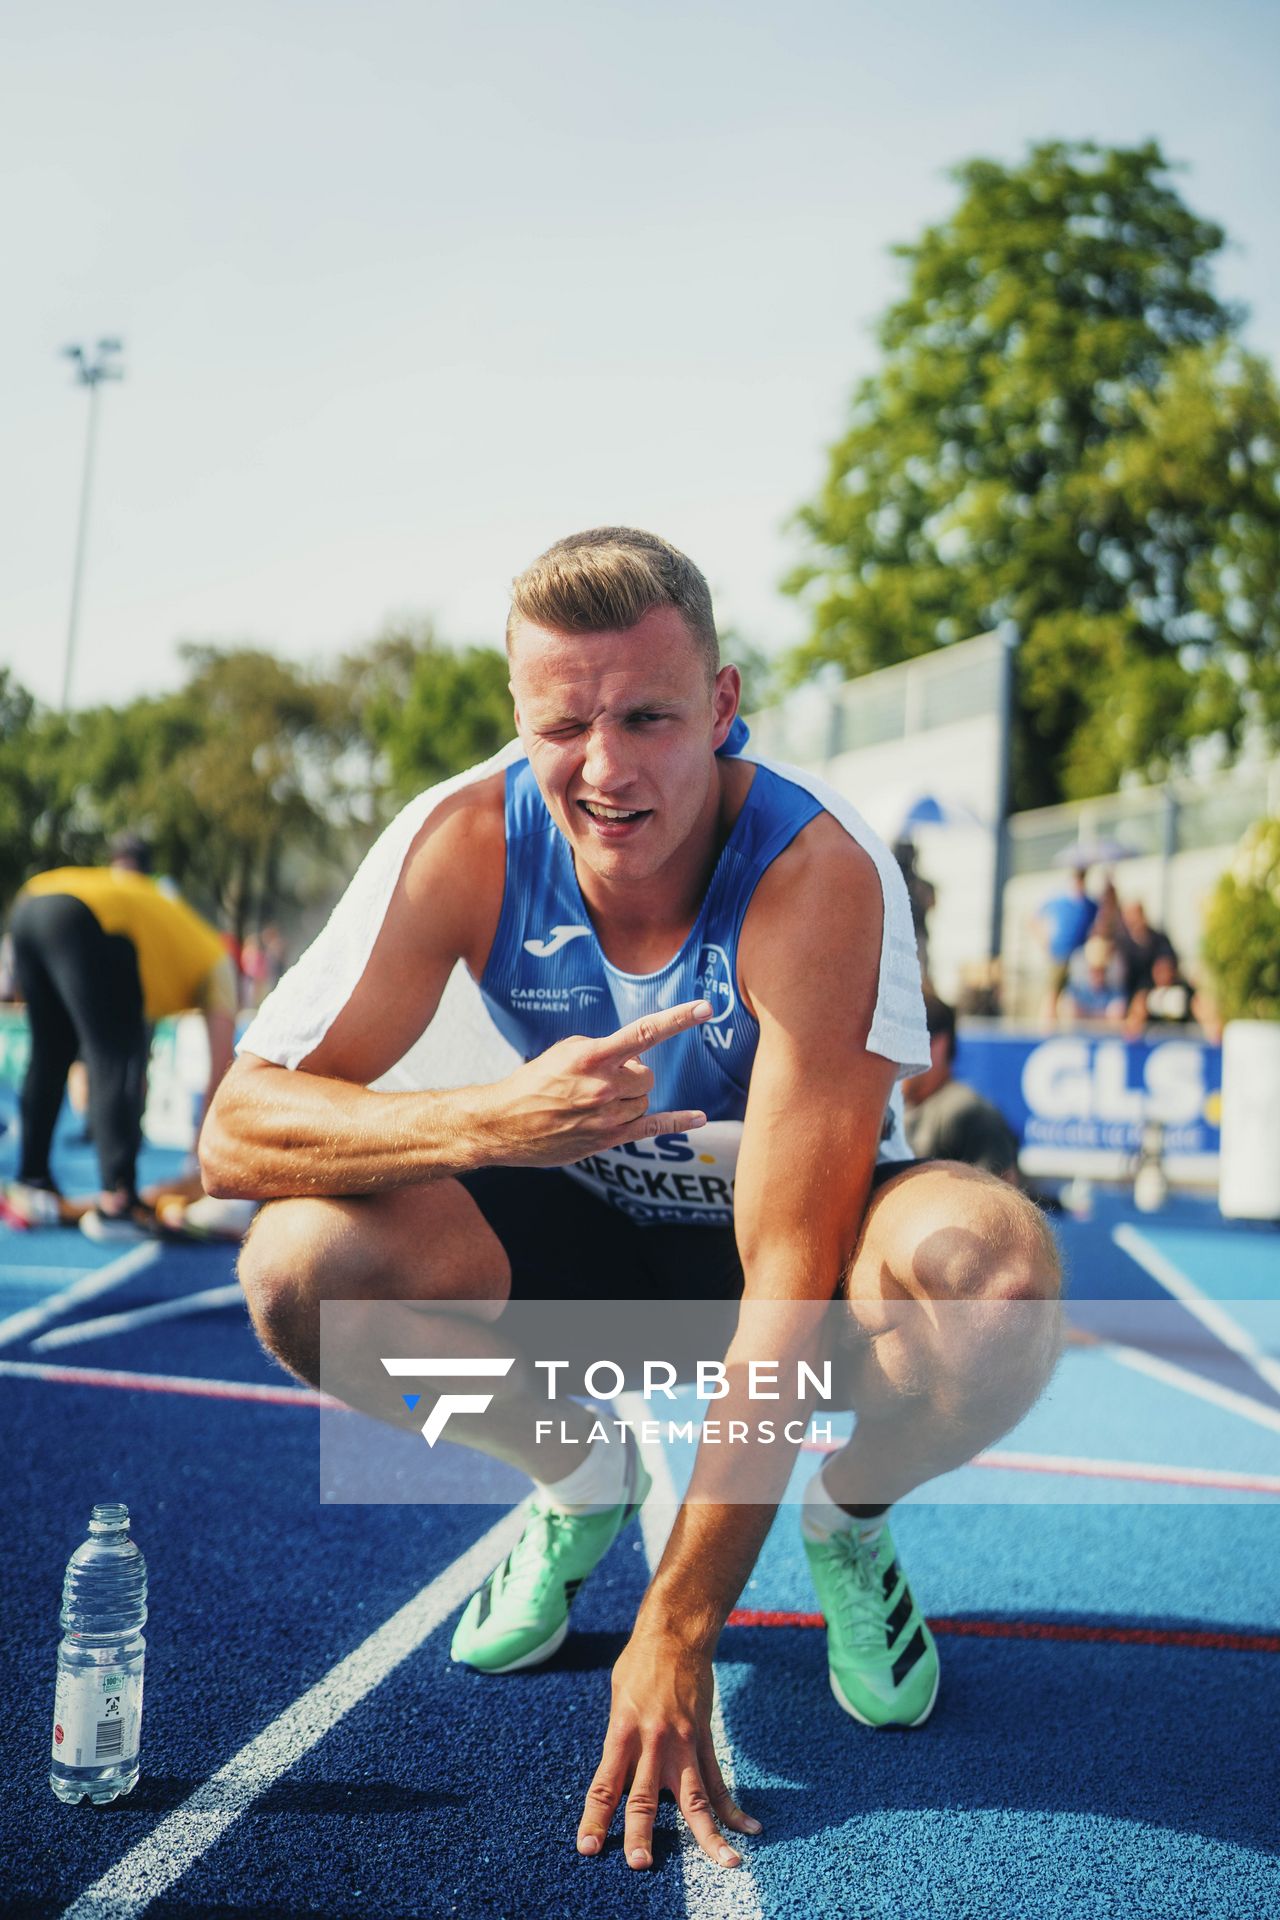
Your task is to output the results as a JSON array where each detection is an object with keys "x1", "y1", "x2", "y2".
[{"x1": 4, "y1": 0, "x2": 1278, "y2": 710}]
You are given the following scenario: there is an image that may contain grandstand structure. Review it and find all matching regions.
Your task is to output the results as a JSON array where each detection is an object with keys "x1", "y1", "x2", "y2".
[
  {"x1": 747, "y1": 629, "x2": 1014, "y2": 1005},
  {"x1": 747, "y1": 631, "x2": 1276, "y2": 1018}
]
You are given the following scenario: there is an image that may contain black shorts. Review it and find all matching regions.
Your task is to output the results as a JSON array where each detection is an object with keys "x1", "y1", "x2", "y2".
[{"x1": 458, "y1": 1159, "x2": 923, "y2": 1304}]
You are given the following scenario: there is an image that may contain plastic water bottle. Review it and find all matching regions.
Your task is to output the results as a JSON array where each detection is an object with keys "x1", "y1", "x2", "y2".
[{"x1": 50, "y1": 1504, "x2": 147, "y2": 1804}]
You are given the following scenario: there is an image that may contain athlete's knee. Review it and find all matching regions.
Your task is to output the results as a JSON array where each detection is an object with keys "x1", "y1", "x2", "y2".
[
  {"x1": 843, "y1": 1165, "x2": 1062, "y2": 1421},
  {"x1": 861, "y1": 1164, "x2": 1060, "y2": 1307},
  {"x1": 920, "y1": 1178, "x2": 1059, "y2": 1305},
  {"x1": 236, "y1": 1197, "x2": 356, "y2": 1369}
]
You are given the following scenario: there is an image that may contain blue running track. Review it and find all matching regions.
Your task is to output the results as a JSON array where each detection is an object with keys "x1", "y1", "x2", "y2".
[{"x1": 1, "y1": 1103, "x2": 1277, "y2": 1918}]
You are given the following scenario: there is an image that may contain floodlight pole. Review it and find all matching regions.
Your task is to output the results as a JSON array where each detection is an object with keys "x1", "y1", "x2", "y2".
[{"x1": 60, "y1": 338, "x2": 124, "y2": 712}]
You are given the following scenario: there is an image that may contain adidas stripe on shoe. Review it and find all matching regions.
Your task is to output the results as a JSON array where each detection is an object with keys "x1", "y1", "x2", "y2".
[{"x1": 451, "y1": 1440, "x2": 650, "y2": 1675}]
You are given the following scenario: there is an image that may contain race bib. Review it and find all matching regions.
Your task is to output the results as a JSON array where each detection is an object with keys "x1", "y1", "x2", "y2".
[{"x1": 566, "y1": 1121, "x2": 742, "y2": 1226}]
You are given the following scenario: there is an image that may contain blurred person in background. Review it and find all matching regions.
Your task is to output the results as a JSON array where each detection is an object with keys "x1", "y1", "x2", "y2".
[
  {"x1": 1035, "y1": 868, "x2": 1096, "y2": 1024},
  {"x1": 903, "y1": 994, "x2": 1020, "y2": 1181},
  {"x1": 893, "y1": 840, "x2": 936, "y2": 988},
  {"x1": 1060, "y1": 936, "x2": 1127, "y2": 1025},
  {"x1": 240, "y1": 923, "x2": 288, "y2": 1010},
  {"x1": 4, "y1": 833, "x2": 237, "y2": 1241},
  {"x1": 1091, "y1": 876, "x2": 1124, "y2": 943},
  {"x1": 1126, "y1": 949, "x2": 1217, "y2": 1037},
  {"x1": 1117, "y1": 899, "x2": 1176, "y2": 1001}
]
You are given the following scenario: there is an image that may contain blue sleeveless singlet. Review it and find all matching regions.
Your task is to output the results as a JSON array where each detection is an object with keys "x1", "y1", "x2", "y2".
[{"x1": 478, "y1": 723, "x2": 824, "y2": 1226}]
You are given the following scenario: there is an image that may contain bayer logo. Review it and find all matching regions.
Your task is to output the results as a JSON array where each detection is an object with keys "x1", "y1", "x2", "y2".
[{"x1": 694, "y1": 944, "x2": 735, "y2": 1023}]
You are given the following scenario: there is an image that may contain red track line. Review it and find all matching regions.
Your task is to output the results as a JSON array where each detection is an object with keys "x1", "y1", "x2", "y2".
[
  {"x1": 0, "y1": 1357, "x2": 339, "y2": 1409},
  {"x1": 725, "y1": 1609, "x2": 1280, "y2": 1652},
  {"x1": 5, "y1": 1363, "x2": 1276, "y2": 1498}
]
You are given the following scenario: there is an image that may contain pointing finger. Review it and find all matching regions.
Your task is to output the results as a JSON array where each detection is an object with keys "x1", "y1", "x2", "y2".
[
  {"x1": 619, "y1": 1109, "x2": 707, "y2": 1143},
  {"x1": 587, "y1": 1001, "x2": 713, "y2": 1066}
]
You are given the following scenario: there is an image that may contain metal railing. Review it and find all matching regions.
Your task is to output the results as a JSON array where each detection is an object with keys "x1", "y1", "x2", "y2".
[{"x1": 1007, "y1": 761, "x2": 1279, "y2": 877}]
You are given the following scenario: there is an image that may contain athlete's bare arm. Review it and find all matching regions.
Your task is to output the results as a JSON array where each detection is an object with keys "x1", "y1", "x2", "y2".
[
  {"x1": 200, "y1": 779, "x2": 709, "y2": 1200},
  {"x1": 577, "y1": 818, "x2": 897, "y2": 1870}
]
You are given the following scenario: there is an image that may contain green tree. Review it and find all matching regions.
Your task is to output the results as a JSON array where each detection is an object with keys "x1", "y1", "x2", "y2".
[
  {"x1": 24, "y1": 649, "x2": 343, "y2": 946},
  {"x1": 718, "y1": 628, "x2": 780, "y2": 716},
  {"x1": 0, "y1": 668, "x2": 42, "y2": 909},
  {"x1": 362, "y1": 630, "x2": 515, "y2": 804},
  {"x1": 142, "y1": 646, "x2": 340, "y2": 944},
  {"x1": 784, "y1": 141, "x2": 1280, "y2": 807},
  {"x1": 1202, "y1": 819, "x2": 1280, "y2": 1022}
]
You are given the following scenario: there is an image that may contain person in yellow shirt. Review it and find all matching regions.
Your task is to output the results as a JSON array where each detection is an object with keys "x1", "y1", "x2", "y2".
[{"x1": 6, "y1": 835, "x2": 237, "y2": 1242}]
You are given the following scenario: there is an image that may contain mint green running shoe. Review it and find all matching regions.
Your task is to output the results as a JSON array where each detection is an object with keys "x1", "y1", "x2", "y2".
[
  {"x1": 451, "y1": 1446, "x2": 651, "y2": 1674},
  {"x1": 802, "y1": 1520, "x2": 940, "y2": 1727}
]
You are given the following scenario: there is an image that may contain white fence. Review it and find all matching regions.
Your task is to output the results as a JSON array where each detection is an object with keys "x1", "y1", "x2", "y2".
[
  {"x1": 747, "y1": 632, "x2": 1010, "y2": 1002},
  {"x1": 746, "y1": 635, "x2": 1277, "y2": 1018}
]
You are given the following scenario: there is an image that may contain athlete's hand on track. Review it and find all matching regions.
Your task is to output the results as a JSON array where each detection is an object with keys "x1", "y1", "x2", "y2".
[
  {"x1": 577, "y1": 1630, "x2": 760, "y2": 1870},
  {"x1": 468, "y1": 1000, "x2": 712, "y2": 1168}
]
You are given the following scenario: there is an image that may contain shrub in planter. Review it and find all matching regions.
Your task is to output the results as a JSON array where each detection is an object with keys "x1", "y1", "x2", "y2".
[{"x1": 1202, "y1": 817, "x2": 1280, "y2": 1023}]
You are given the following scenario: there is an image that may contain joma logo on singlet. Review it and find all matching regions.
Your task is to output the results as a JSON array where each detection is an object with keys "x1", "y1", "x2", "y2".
[{"x1": 523, "y1": 924, "x2": 591, "y2": 958}]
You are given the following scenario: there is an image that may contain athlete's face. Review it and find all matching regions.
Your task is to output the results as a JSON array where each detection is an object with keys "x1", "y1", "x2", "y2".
[{"x1": 509, "y1": 606, "x2": 741, "y2": 889}]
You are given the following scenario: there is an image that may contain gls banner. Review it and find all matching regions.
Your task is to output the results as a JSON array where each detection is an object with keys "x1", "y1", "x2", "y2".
[{"x1": 958, "y1": 1030, "x2": 1222, "y2": 1178}]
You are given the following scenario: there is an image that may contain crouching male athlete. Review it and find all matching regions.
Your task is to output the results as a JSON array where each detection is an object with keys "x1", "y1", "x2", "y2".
[{"x1": 202, "y1": 527, "x2": 1061, "y2": 1873}]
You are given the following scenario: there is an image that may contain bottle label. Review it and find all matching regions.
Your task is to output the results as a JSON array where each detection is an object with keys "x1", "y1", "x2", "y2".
[{"x1": 52, "y1": 1664, "x2": 144, "y2": 1768}]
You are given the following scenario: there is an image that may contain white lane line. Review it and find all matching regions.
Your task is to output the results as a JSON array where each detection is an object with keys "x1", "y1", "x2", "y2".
[
  {"x1": 0, "y1": 1242, "x2": 161, "y2": 1350},
  {"x1": 1113, "y1": 1222, "x2": 1280, "y2": 1398},
  {"x1": 59, "y1": 1504, "x2": 527, "y2": 1920},
  {"x1": 617, "y1": 1393, "x2": 765, "y2": 1920},
  {"x1": 0, "y1": 1357, "x2": 340, "y2": 1408},
  {"x1": 32, "y1": 1283, "x2": 244, "y2": 1351},
  {"x1": 0, "y1": 1263, "x2": 100, "y2": 1281},
  {"x1": 1104, "y1": 1340, "x2": 1280, "y2": 1437}
]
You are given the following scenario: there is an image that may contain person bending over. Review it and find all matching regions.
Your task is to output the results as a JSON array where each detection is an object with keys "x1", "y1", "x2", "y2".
[
  {"x1": 202, "y1": 527, "x2": 1061, "y2": 1874},
  {"x1": 8, "y1": 835, "x2": 236, "y2": 1240}
]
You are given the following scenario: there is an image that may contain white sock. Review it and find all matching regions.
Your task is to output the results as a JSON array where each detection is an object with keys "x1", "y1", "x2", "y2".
[
  {"x1": 801, "y1": 1465, "x2": 889, "y2": 1545},
  {"x1": 538, "y1": 1433, "x2": 630, "y2": 1514}
]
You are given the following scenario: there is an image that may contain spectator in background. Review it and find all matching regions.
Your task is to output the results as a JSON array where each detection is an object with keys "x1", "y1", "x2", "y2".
[
  {"x1": 1036, "y1": 868, "x2": 1096, "y2": 1025},
  {"x1": 903, "y1": 993, "x2": 1020, "y2": 1181},
  {"x1": 1061, "y1": 936, "x2": 1127, "y2": 1024},
  {"x1": 1117, "y1": 899, "x2": 1176, "y2": 1001},
  {"x1": 893, "y1": 840, "x2": 936, "y2": 988},
  {"x1": 4, "y1": 834, "x2": 237, "y2": 1241},
  {"x1": 1126, "y1": 949, "x2": 1215, "y2": 1036},
  {"x1": 1091, "y1": 877, "x2": 1124, "y2": 944},
  {"x1": 241, "y1": 923, "x2": 288, "y2": 1010}
]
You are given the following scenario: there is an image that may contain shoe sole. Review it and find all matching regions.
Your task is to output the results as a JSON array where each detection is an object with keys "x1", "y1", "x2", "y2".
[
  {"x1": 828, "y1": 1661, "x2": 940, "y2": 1729},
  {"x1": 453, "y1": 1616, "x2": 569, "y2": 1675}
]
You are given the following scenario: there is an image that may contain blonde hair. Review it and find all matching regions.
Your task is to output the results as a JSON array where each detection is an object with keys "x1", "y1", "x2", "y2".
[{"x1": 506, "y1": 527, "x2": 718, "y2": 679}]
